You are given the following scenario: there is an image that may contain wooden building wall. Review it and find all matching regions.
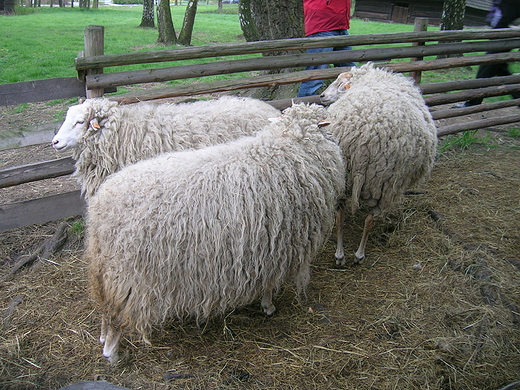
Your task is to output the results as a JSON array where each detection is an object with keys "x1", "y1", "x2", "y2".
[
  {"x1": 0, "y1": 0, "x2": 15, "y2": 14},
  {"x1": 353, "y1": 0, "x2": 489, "y2": 26}
]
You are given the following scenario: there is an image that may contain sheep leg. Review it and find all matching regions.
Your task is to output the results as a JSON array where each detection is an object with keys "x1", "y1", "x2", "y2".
[
  {"x1": 100, "y1": 316, "x2": 108, "y2": 344},
  {"x1": 335, "y1": 207, "x2": 346, "y2": 266},
  {"x1": 354, "y1": 214, "x2": 374, "y2": 264},
  {"x1": 102, "y1": 320, "x2": 122, "y2": 364},
  {"x1": 261, "y1": 289, "x2": 276, "y2": 316}
]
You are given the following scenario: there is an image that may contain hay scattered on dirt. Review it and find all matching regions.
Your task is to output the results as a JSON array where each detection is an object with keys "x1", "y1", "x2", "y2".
[{"x1": 1, "y1": 130, "x2": 520, "y2": 390}]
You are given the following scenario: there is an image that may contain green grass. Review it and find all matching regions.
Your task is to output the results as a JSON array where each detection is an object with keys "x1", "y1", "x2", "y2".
[
  {"x1": 438, "y1": 129, "x2": 495, "y2": 154},
  {"x1": 1, "y1": 5, "x2": 519, "y2": 92},
  {"x1": 0, "y1": 6, "x2": 433, "y2": 85},
  {"x1": 507, "y1": 128, "x2": 520, "y2": 138},
  {"x1": 0, "y1": 5, "x2": 245, "y2": 83}
]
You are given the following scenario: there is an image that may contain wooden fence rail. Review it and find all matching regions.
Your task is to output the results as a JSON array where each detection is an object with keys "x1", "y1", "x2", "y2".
[
  {"x1": 85, "y1": 38, "x2": 520, "y2": 90},
  {"x1": 74, "y1": 28, "x2": 520, "y2": 70},
  {"x1": 1, "y1": 24, "x2": 520, "y2": 232}
]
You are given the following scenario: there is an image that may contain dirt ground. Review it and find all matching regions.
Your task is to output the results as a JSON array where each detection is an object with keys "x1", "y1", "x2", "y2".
[{"x1": 0, "y1": 101, "x2": 519, "y2": 390}]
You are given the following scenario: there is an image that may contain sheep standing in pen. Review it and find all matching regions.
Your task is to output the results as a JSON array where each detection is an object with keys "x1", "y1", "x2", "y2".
[
  {"x1": 51, "y1": 96, "x2": 281, "y2": 200},
  {"x1": 84, "y1": 103, "x2": 346, "y2": 363},
  {"x1": 320, "y1": 62, "x2": 438, "y2": 265}
]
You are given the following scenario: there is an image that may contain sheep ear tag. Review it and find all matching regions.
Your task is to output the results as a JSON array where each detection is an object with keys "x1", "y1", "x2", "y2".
[
  {"x1": 90, "y1": 118, "x2": 101, "y2": 130},
  {"x1": 343, "y1": 84, "x2": 351, "y2": 90}
]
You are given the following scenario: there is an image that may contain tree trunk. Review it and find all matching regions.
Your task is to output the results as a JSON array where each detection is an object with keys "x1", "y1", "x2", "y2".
[
  {"x1": 217, "y1": 0, "x2": 222, "y2": 12},
  {"x1": 178, "y1": 0, "x2": 198, "y2": 46},
  {"x1": 240, "y1": 0, "x2": 304, "y2": 100},
  {"x1": 439, "y1": 0, "x2": 466, "y2": 58},
  {"x1": 251, "y1": 0, "x2": 303, "y2": 40},
  {"x1": 441, "y1": 0, "x2": 466, "y2": 31},
  {"x1": 139, "y1": 0, "x2": 155, "y2": 28},
  {"x1": 238, "y1": 0, "x2": 258, "y2": 42},
  {"x1": 157, "y1": 0, "x2": 177, "y2": 45}
]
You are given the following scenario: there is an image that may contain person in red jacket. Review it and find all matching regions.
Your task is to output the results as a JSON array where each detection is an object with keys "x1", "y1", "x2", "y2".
[{"x1": 297, "y1": 0, "x2": 355, "y2": 97}]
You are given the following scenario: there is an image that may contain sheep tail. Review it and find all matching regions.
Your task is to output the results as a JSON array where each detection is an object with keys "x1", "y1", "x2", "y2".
[{"x1": 351, "y1": 173, "x2": 364, "y2": 215}]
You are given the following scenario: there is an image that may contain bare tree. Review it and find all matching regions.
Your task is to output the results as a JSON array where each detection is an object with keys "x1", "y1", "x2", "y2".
[
  {"x1": 238, "y1": 0, "x2": 258, "y2": 42},
  {"x1": 250, "y1": 0, "x2": 303, "y2": 40},
  {"x1": 441, "y1": 0, "x2": 466, "y2": 30},
  {"x1": 178, "y1": 0, "x2": 198, "y2": 45},
  {"x1": 139, "y1": 0, "x2": 155, "y2": 28},
  {"x1": 238, "y1": 0, "x2": 304, "y2": 99},
  {"x1": 157, "y1": 0, "x2": 177, "y2": 45}
]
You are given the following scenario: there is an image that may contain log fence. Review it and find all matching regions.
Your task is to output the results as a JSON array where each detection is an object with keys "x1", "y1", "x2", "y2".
[{"x1": 1, "y1": 21, "x2": 520, "y2": 232}]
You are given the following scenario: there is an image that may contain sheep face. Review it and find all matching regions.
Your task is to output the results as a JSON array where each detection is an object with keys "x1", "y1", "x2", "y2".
[
  {"x1": 52, "y1": 104, "x2": 95, "y2": 151},
  {"x1": 320, "y1": 71, "x2": 353, "y2": 105}
]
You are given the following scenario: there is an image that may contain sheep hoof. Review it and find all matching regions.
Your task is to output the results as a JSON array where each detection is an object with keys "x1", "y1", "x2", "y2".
[
  {"x1": 354, "y1": 253, "x2": 365, "y2": 265},
  {"x1": 105, "y1": 352, "x2": 119, "y2": 365},
  {"x1": 335, "y1": 249, "x2": 345, "y2": 266},
  {"x1": 262, "y1": 303, "x2": 276, "y2": 316}
]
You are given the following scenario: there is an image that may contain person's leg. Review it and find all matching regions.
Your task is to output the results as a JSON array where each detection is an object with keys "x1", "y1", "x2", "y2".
[
  {"x1": 298, "y1": 30, "x2": 354, "y2": 97},
  {"x1": 464, "y1": 2, "x2": 520, "y2": 106},
  {"x1": 465, "y1": 62, "x2": 515, "y2": 106},
  {"x1": 297, "y1": 47, "x2": 331, "y2": 97},
  {"x1": 332, "y1": 29, "x2": 356, "y2": 68}
]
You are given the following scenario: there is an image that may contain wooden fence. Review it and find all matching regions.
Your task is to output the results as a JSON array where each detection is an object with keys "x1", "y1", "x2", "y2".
[{"x1": 1, "y1": 22, "x2": 520, "y2": 232}]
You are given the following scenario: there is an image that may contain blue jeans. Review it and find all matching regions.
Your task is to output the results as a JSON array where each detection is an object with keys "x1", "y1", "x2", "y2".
[{"x1": 297, "y1": 30, "x2": 355, "y2": 97}]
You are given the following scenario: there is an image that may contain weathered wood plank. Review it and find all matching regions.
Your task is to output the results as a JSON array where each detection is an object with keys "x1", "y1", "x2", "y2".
[
  {"x1": 0, "y1": 190, "x2": 86, "y2": 232},
  {"x1": 84, "y1": 25, "x2": 105, "y2": 99},
  {"x1": 0, "y1": 157, "x2": 75, "y2": 189},
  {"x1": 424, "y1": 84, "x2": 520, "y2": 106},
  {"x1": 113, "y1": 52, "x2": 520, "y2": 104},
  {"x1": 0, "y1": 79, "x2": 116, "y2": 107},
  {"x1": 421, "y1": 74, "x2": 520, "y2": 94},
  {"x1": 0, "y1": 121, "x2": 61, "y2": 151},
  {"x1": 437, "y1": 113, "x2": 520, "y2": 136},
  {"x1": 86, "y1": 39, "x2": 520, "y2": 89},
  {"x1": 75, "y1": 28, "x2": 520, "y2": 70},
  {"x1": 0, "y1": 78, "x2": 86, "y2": 106},
  {"x1": 431, "y1": 98, "x2": 520, "y2": 120}
]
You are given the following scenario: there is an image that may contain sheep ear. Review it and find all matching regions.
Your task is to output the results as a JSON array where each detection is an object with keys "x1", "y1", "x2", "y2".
[{"x1": 318, "y1": 120, "x2": 331, "y2": 128}]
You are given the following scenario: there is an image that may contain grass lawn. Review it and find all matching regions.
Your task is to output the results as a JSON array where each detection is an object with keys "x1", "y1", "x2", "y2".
[
  {"x1": 1, "y1": 4, "x2": 426, "y2": 84},
  {"x1": 1, "y1": 4, "x2": 518, "y2": 97}
]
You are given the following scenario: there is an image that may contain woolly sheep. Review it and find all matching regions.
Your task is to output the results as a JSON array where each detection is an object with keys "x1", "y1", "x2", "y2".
[
  {"x1": 84, "y1": 103, "x2": 346, "y2": 363},
  {"x1": 320, "y1": 62, "x2": 438, "y2": 265},
  {"x1": 51, "y1": 96, "x2": 281, "y2": 200}
]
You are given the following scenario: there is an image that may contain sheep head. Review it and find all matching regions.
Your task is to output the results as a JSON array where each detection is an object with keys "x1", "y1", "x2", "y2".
[
  {"x1": 319, "y1": 71, "x2": 353, "y2": 105},
  {"x1": 51, "y1": 98, "x2": 115, "y2": 151},
  {"x1": 275, "y1": 103, "x2": 329, "y2": 139}
]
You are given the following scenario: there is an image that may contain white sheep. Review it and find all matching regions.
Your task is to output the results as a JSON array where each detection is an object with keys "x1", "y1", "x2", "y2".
[
  {"x1": 51, "y1": 96, "x2": 281, "y2": 200},
  {"x1": 84, "y1": 103, "x2": 346, "y2": 363},
  {"x1": 320, "y1": 62, "x2": 438, "y2": 265}
]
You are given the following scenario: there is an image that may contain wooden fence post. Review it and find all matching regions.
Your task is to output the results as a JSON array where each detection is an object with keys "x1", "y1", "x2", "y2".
[
  {"x1": 411, "y1": 17, "x2": 428, "y2": 84},
  {"x1": 84, "y1": 25, "x2": 105, "y2": 98}
]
